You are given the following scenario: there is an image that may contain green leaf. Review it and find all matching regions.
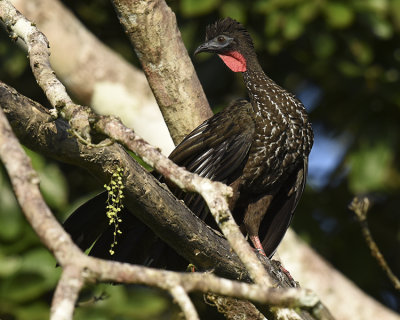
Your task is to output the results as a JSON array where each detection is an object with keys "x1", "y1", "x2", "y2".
[
  {"x1": 254, "y1": 0, "x2": 276, "y2": 14},
  {"x1": 24, "y1": 148, "x2": 68, "y2": 210},
  {"x1": 390, "y1": 0, "x2": 400, "y2": 29},
  {"x1": 220, "y1": 2, "x2": 247, "y2": 23},
  {"x1": 264, "y1": 12, "x2": 284, "y2": 37},
  {"x1": 266, "y1": 38, "x2": 284, "y2": 54},
  {"x1": 38, "y1": 163, "x2": 69, "y2": 210},
  {"x1": 180, "y1": 0, "x2": 220, "y2": 17},
  {"x1": 0, "y1": 169, "x2": 22, "y2": 241},
  {"x1": 348, "y1": 142, "x2": 393, "y2": 193},
  {"x1": 0, "y1": 249, "x2": 60, "y2": 302},
  {"x1": 368, "y1": 14, "x2": 393, "y2": 38},
  {"x1": 324, "y1": 2, "x2": 354, "y2": 28},
  {"x1": 313, "y1": 33, "x2": 336, "y2": 58},
  {"x1": 353, "y1": 0, "x2": 388, "y2": 13},
  {"x1": 349, "y1": 39, "x2": 373, "y2": 65},
  {"x1": 0, "y1": 254, "x2": 20, "y2": 277},
  {"x1": 338, "y1": 60, "x2": 361, "y2": 77},
  {"x1": 12, "y1": 301, "x2": 50, "y2": 320},
  {"x1": 283, "y1": 14, "x2": 304, "y2": 40},
  {"x1": 297, "y1": 1, "x2": 320, "y2": 22}
]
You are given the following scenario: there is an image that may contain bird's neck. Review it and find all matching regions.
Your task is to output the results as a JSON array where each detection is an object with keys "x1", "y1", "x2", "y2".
[
  {"x1": 219, "y1": 51, "x2": 296, "y2": 121},
  {"x1": 243, "y1": 63, "x2": 286, "y2": 117}
]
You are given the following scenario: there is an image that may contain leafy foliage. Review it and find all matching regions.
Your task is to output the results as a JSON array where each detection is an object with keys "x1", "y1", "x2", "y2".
[{"x1": 1, "y1": 0, "x2": 400, "y2": 318}]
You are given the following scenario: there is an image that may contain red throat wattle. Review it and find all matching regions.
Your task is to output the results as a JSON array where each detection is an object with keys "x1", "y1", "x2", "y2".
[{"x1": 218, "y1": 51, "x2": 247, "y2": 72}]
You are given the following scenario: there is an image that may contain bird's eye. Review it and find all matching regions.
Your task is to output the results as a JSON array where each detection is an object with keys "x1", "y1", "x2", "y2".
[{"x1": 217, "y1": 36, "x2": 225, "y2": 43}]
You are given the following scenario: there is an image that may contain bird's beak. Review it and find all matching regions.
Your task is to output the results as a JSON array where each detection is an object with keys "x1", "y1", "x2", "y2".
[
  {"x1": 194, "y1": 41, "x2": 214, "y2": 55},
  {"x1": 194, "y1": 37, "x2": 233, "y2": 55}
]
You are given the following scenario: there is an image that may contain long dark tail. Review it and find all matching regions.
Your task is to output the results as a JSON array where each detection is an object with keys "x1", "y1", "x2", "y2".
[{"x1": 63, "y1": 192, "x2": 186, "y2": 269}]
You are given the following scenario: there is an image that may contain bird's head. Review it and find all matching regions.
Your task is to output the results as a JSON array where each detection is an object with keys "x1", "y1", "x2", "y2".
[{"x1": 194, "y1": 17, "x2": 255, "y2": 73}]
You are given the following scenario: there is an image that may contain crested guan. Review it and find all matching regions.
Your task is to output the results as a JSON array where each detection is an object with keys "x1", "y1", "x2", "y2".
[{"x1": 63, "y1": 17, "x2": 313, "y2": 267}]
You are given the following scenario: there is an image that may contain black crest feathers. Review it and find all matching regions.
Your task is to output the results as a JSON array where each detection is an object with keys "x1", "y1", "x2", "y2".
[{"x1": 205, "y1": 17, "x2": 254, "y2": 49}]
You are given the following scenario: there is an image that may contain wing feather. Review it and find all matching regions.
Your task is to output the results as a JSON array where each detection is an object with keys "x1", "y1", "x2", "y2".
[
  {"x1": 260, "y1": 158, "x2": 308, "y2": 257},
  {"x1": 169, "y1": 99, "x2": 255, "y2": 218}
]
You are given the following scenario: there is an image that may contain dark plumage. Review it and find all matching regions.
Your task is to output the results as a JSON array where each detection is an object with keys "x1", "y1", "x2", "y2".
[
  {"x1": 193, "y1": 17, "x2": 313, "y2": 257},
  {"x1": 63, "y1": 17, "x2": 313, "y2": 267}
]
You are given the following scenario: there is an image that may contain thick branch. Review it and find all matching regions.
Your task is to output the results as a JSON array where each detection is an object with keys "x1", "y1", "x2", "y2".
[
  {"x1": 0, "y1": 2, "x2": 271, "y2": 287},
  {"x1": 0, "y1": 80, "x2": 334, "y2": 320},
  {"x1": 11, "y1": 0, "x2": 174, "y2": 154},
  {"x1": 0, "y1": 81, "x2": 239, "y2": 279},
  {"x1": 111, "y1": 0, "x2": 213, "y2": 144},
  {"x1": 0, "y1": 102, "x2": 323, "y2": 320}
]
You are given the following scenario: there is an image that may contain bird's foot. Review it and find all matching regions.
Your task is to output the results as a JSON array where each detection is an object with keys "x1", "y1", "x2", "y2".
[
  {"x1": 253, "y1": 247, "x2": 267, "y2": 257},
  {"x1": 249, "y1": 235, "x2": 267, "y2": 256},
  {"x1": 279, "y1": 264, "x2": 293, "y2": 282},
  {"x1": 186, "y1": 263, "x2": 196, "y2": 272}
]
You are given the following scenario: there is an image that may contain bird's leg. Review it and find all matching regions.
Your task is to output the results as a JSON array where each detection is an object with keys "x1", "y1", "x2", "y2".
[
  {"x1": 243, "y1": 194, "x2": 273, "y2": 255},
  {"x1": 251, "y1": 236, "x2": 296, "y2": 285},
  {"x1": 249, "y1": 235, "x2": 267, "y2": 256},
  {"x1": 279, "y1": 264, "x2": 294, "y2": 282}
]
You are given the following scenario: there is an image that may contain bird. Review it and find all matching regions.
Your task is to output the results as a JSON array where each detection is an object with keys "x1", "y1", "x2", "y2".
[
  {"x1": 63, "y1": 17, "x2": 313, "y2": 267},
  {"x1": 189, "y1": 17, "x2": 313, "y2": 257}
]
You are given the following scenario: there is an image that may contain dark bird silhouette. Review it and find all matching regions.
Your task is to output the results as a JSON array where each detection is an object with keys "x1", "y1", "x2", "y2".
[{"x1": 63, "y1": 18, "x2": 313, "y2": 267}]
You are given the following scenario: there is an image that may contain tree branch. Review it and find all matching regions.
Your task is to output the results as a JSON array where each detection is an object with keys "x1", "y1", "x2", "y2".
[
  {"x1": 0, "y1": 95, "x2": 331, "y2": 320},
  {"x1": 94, "y1": 115, "x2": 273, "y2": 287},
  {"x1": 0, "y1": 1, "x2": 334, "y2": 318},
  {"x1": 169, "y1": 286, "x2": 199, "y2": 320},
  {"x1": 1, "y1": 0, "x2": 275, "y2": 289},
  {"x1": 51, "y1": 266, "x2": 84, "y2": 320},
  {"x1": 0, "y1": 81, "x2": 240, "y2": 280},
  {"x1": 0, "y1": 0, "x2": 91, "y2": 138},
  {"x1": 11, "y1": 0, "x2": 175, "y2": 155},
  {"x1": 110, "y1": 0, "x2": 213, "y2": 144},
  {"x1": 0, "y1": 80, "x2": 334, "y2": 320},
  {"x1": 349, "y1": 196, "x2": 400, "y2": 291}
]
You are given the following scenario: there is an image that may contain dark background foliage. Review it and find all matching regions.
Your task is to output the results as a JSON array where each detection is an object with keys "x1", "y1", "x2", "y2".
[{"x1": 1, "y1": 0, "x2": 399, "y2": 318}]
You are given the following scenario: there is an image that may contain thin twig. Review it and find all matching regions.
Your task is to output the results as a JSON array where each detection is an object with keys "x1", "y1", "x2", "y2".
[
  {"x1": 349, "y1": 196, "x2": 400, "y2": 291},
  {"x1": 0, "y1": 108, "x2": 82, "y2": 320},
  {"x1": 169, "y1": 285, "x2": 200, "y2": 320},
  {"x1": 0, "y1": 0, "x2": 91, "y2": 139},
  {"x1": 51, "y1": 266, "x2": 84, "y2": 320}
]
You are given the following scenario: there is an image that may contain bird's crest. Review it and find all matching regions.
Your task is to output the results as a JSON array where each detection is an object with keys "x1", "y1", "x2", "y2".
[{"x1": 205, "y1": 17, "x2": 254, "y2": 49}]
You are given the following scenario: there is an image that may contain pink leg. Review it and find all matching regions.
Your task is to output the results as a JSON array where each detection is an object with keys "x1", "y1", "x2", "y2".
[
  {"x1": 249, "y1": 235, "x2": 267, "y2": 257},
  {"x1": 250, "y1": 235, "x2": 295, "y2": 283}
]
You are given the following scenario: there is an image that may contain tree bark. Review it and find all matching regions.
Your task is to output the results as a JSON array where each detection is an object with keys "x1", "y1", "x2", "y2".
[
  {"x1": 111, "y1": 0, "x2": 213, "y2": 144},
  {"x1": 0, "y1": 81, "x2": 249, "y2": 281},
  {"x1": 1, "y1": 79, "x2": 333, "y2": 320},
  {"x1": 3, "y1": 1, "x2": 398, "y2": 319},
  {"x1": 11, "y1": 0, "x2": 175, "y2": 154}
]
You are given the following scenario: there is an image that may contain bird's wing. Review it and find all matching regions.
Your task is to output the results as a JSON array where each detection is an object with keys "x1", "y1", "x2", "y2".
[
  {"x1": 168, "y1": 99, "x2": 255, "y2": 218},
  {"x1": 260, "y1": 158, "x2": 308, "y2": 257}
]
